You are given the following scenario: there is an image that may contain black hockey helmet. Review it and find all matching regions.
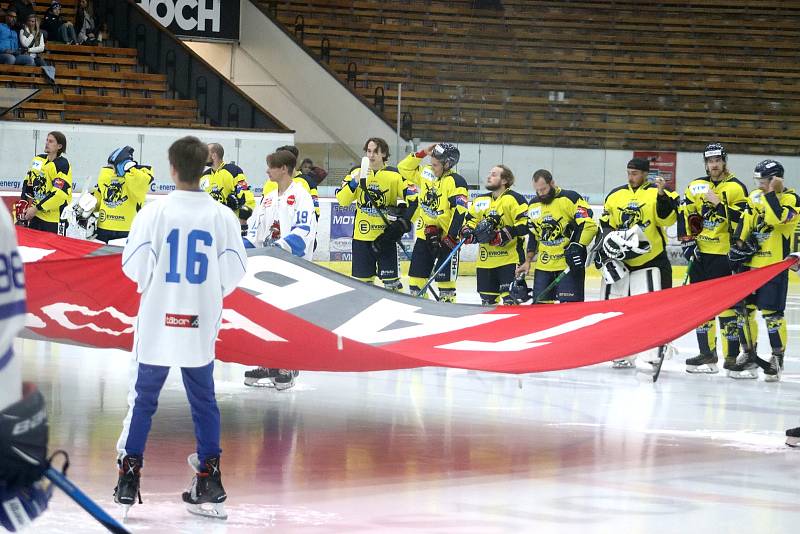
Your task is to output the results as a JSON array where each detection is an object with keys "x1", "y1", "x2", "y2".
[
  {"x1": 431, "y1": 143, "x2": 460, "y2": 171},
  {"x1": 703, "y1": 143, "x2": 727, "y2": 162},
  {"x1": 753, "y1": 159, "x2": 784, "y2": 180}
]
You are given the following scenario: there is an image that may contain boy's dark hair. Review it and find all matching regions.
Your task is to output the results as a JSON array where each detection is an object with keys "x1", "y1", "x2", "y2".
[
  {"x1": 300, "y1": 157, "x2": 313, "y2": 168},
  {"x1": 168, "y1": 136, "x2": 208, "y2": 184},
  {"x1": 532, "y1": 169, "x2": 553, "y2": 183},
  {"x1": 267, "y1": 150, "x2": 297, "y2": 173},
  {"x1": 497, "y1": 164, "x2": 515, "y2": 188},
  {"x1": 277, "y1": 145, "x2": 299, "y2": 158},
  {"x1": 48, "y1": 131, "x2": 66, "y2": 156},
  {"x1": 363, "y1": 137, "x2": 390, "y2": 162}
]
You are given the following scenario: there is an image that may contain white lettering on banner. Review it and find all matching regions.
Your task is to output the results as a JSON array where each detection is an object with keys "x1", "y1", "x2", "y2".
[
  {"x1": 219, "y1": 309, "x2": 286, "y2": 342},
  {"x1": 137, "y1": 0, "x2": 220, "y2": 32},
  {"x1": 334, "y1": 298, "x2": 514, "y2": 344},
  {"x1": 437, "y1": 312, "x2": 623, "y2": 352},
  {"x1": 18, "y1": 246, "x2": 56, "y2": 263},
  {"x1": 238, "y1": 256, "x2": 353, "y2": 310},
  {"x1": 40, "y1": 303, "x2": 136, "y2": 336}
]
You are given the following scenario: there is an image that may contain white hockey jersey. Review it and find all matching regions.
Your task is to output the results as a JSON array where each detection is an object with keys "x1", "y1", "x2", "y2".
[
  {"x1": 0, "y1": 202, "x2": 25, "y2": 409},
  {"x1": 122, "y1": 190, "x2": 247, "y2": 368},
  {"x1": 253, "y1": 180, "x2": 317, "y2": 261}
]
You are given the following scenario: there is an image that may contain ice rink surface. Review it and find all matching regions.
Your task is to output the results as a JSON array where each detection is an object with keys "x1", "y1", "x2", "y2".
[{"x1": 18, "y1": 278, "x2": 800, "y2": 533}]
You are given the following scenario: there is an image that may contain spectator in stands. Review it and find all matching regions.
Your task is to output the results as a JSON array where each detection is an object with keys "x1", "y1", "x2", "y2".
[
  {"x1": 12, "y1": 0, "x2": 33, "y2": 30},
  {"x1": 75, "y1": 0, "x2": 99, "y2": 45},
  {"x1": 298, "y1": 157, "x2": 328, "y2": 188},
  {"x1": 19, "y1": 13, "x2": 45, "y2": 66},
  {"x1": 42, "y1": 1, "x2": 76, "y2": 44},
  {"x1": 0, "y1": 8, "x2": 35, "y2": 64}
]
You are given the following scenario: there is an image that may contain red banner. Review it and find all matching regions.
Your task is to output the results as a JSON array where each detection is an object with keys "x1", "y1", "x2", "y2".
[
  {"x1": 17, "y1": 228, "x2": 796, "y2": 374},
  {"x1": 634, "y1": 150, "x2": 677, "y2": 191}
]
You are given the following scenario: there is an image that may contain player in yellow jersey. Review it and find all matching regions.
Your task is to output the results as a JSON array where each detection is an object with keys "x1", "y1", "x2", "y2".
[
  {"x1": 728, "y1": 160, "x2": 799, "y2": 382},
  {"x1": 516, "y1": 169, "x2": 598, "y2": 303},
  {"x1": 398, "y1": 143, "x2": 469, "y2": 302},
  {"x1": 679, "y1": 143, "x2": 750, "y2": 375},
  {"x1": 336, "y1": 137, "x2": 418, "y2": 291},
  {"x1": 202, "y1": 143, "x2": 256, "y2": 236},
  {"x1": 460, "y1": 165, "x2": 528, "y2": 305},
  {"x1": 17, "y1": 131, "x2": 72, "y2": 233}
]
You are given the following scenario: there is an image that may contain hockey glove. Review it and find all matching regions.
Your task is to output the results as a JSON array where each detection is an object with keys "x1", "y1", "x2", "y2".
[
  {"x1": 226, "y1": 193, "x2": 243, "y2": 211},
  {"x1": 460, "y1": 226, "x2": 476, "y2": 245},
  {"x1": 424, "y1": 225, "x2": 442, "y2": 253},
  {"x1": 508, "y1": 275, "x2": 532, "y2": 304},
  {"x1": 441, "y1": 233, "x2": 459, "y2": 250},
  {"x1": 564, "y1": 242, "x2": 587, "y2": 270},
  {"x1": 489, "y1": 226, "x2": 514, "y2": 247},
  {"x1": 240, "y1": 223, "x2": 249, "y2": 237},
  {"x1": 473, "y1": 217, "x2": 498, "y2": 244},
  {"x1": 12, "y1": 199, "x2": 30, "y2": 226},
  {"x1": 0, "y1": 480, "x2": 53, "y2": 532},
  {"x1": 371, "y1": 218, "x2": 411, "y2": 254},
  {"x1": 108, "y1": 146, "x2": 136, "y2": 177},
  {"x1": 687, "y1": 212, "x2": 704, "y2": 237},
  {"x1": 728, "y1": 237, "x2": 757, "y2": 272},
  {"x1": 0, "y1": 384, "x2": 49, "y2": 490},
  {"x1": 681, "y1": 238, "x2": 699, "y2": 263}
]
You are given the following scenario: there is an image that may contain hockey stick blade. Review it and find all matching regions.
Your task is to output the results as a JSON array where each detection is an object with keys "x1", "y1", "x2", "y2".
[{"x1": 45, "y1": 467, "x2": 131, "y2": 534}]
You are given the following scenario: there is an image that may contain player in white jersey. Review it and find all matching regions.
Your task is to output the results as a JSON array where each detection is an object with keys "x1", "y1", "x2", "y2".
[
  {"x1": 244, "y1": 149, "x2": 317, "y2": 389},
  {"x1": 114, "y1": 136, "x2": 247, "y2": 520},
  {"x1": 0, "y1": 202, "x2": 54, "y2": 530}
]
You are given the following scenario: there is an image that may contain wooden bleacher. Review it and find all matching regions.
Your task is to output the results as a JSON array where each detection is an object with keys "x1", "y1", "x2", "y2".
[
  {"x1": 0, "y1": 42, "x2": 203, "y2": 128},
  {"x1": 266, "y1": 0, "x2": 800, "y2": 154}
]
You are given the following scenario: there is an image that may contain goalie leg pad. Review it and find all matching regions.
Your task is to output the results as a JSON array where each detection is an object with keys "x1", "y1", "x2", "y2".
[{"x1": 629, "y1": 267, "x2": 661, "y2": 295}]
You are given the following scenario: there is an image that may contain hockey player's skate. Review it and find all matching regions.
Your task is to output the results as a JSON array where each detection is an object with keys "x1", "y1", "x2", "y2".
[
  {"x1": 182, "y1": 454, "x2": 227, "y2": 520},
  {"x1": 243, "y1": 367, "x2": 277, "y2": 387},
  {"x1": 786, "y1": 427, "x2": 800, "y2": 448},
  {"x1": 685, "y1": 352, "x2": 718, "y2": 374},
  {"x1": 764, "y1": 354, "x2": 781, "y2": 383},
  {"x1": 114, "y1": 455, "x2": 142, "y2": 520},
  {"x1": 612, "y1": 357, "x2": 635, "y2": 369},
  {"x1": 272, "y1": 369, "x2": 299, "y2": 391},
  {"x1": 725, "y1": 353, "x2": 758, "y2": 379}
]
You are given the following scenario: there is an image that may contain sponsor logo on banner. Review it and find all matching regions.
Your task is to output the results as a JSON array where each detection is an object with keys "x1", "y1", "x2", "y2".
[
  {"x1": 136, "y1": 0, "x2": 240, "y2": 40},
  {"x1": 0, "y1": 179, "x2": 23, "y2": 190},
  {"x1": 165, "y1": 313, "x2": 199, "y2": 328}
]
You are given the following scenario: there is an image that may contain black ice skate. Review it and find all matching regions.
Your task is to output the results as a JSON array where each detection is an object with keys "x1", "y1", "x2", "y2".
[
  {"x1": 182, "y1": 454, "x2": 227, "y2": 520},
  {"x1": 786, "y1": 427, "x2": 800, "y2": 448},
  {"x1": 764, "y1": 354, "x2": 781, "y2": 383},
  {"x1": 685, "y1": 352, "x2": 718, "y2": 374},
  {"x1": 724, "y1": 354, "x2": 758, "y2": 380},
  {"x1": 272, "y1": 369, "x2": 299, "y2": 391},
  {"x1": 114, "y1": 455, "x2": 142, "y2": 520},
  {"x1": 243, "y1": 367, "x2": 278, "y2": 387}
]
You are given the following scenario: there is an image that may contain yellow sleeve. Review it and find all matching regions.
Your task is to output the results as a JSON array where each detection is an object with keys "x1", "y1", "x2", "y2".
[
  {"x1": 574, "y1": 198, "x2": 598, "y2": 246},
  {"x1": 39, "y1": 159, "x2": 72, "y2": 211},
  {"x1": 763, "y1": 191, "x2": 799, "y2": 228},
  {"x1": 335, "y1": 168, "x2": 359, "y2": 207},
  {"x1": 397, "y1": 153, "x2": 423, "y2": 186},
  {"x1": 127, "y1": 166, "x2": 153, "y2": 205}
]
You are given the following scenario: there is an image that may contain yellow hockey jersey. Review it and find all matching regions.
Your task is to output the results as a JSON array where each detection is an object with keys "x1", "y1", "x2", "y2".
[
  {"x1": 201, "y1": 161, "x2": 256, "y2": 220},
  {"x1": 526, "y1": 188, "x2": 598, "y2": 272},
  {"x1": 335, "y1": 163, "x2": 418, "y2": 241},
  {"x1": 22, "y1": 154, "x2": 72, "y2": 223},
  {"x1": 600, "y1": 182, "x2": 678, "y2": 267},
  {"x1": 465, "y1": 189, "x2": 529, "y2": 268},
  {"x1": 737, "y1": 188, "x2": 800, "y2": 268},
  {"x1": 679, "y1": 174, "x2": 748, "y2": 254},
  {"x1": 397, "y1": 153, "x2": 469, "y2": 240},
  {"x1": 92, "y1": 165, "x2": 154, "y2": 232}
]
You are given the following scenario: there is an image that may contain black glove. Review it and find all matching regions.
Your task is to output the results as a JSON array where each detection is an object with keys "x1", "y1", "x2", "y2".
[
  {"x1": 441, "y1": 233, "x2": 459, "y2": 250},
  {"x1": 424, "y1": 225, "x2": 442, "y2": 253},
  {"x1": 681, "y1": 238, "x2": 699, "y2": 263},
  {"x1": 460, "y1": 226, "x2": 475, "y2": 245},
  {"x1": 728, "y1": 238, "x2": 757, "y2": 272},
  {"x1": 240, "y1": 223, "x2": 248, "y2": 237},
  {"x1": 371, "y1": 218, "x2": 411, "y2": 254},
  {"x1": 226, "y1": 193, "x2": 242, "y2": 211},
  {"x1": 108, "y1": 146, "x2": 135, "y2": 177},
  {"x1": 490, "y1": 226, "x2": 514, "y2": 247},
  {"x1": 508, "y1": 275, "x2": 532, "y2": 304},
  {"x1": 565, "y1": 242, "x2": 587, "y2": 270},
  {"x1": 473, "y1": 217, "x2": 497, "y2": 244},
  {"x1": 0, "y1": 384, "x2": 49, "y2": 490}
]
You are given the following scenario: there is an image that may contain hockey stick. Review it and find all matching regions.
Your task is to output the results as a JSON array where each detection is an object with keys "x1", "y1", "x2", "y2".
[
  {"x1": 45, "y1": 467, "x2": 131, "y2": 534},
  {"x1": 355, "y1": 157, "x2": 437, "y2": 299},
  {"x1": 532, "y1": 267, "x2": 570, "y2": 304},
  {"x1": 415, "y1": 237, "x2": 466, "y2": 298},
  {"x1": 651, "y1": 262, "x2": 694, "y2": 382}
]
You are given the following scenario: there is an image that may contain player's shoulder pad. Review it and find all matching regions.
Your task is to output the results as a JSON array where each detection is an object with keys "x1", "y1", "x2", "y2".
[
  {"x1": 726, "y1": 177, "x2": 749, "y2": 195},
  {"x1": 784, "y1": 189, "x2": 800, "y2": 206},
  {"x1": 348, "y1": 165, "x2": 361, "y2": 176},
  {"x1": 605, "y1": 183, "x2": 628, "y2": 202},
  {"x1": 53, "y1": 156, "x2": 70, "y2": 174},
  {"x1": 506, "y1": 190, "x2": 528, "y2": 205},
  {"x1": 223, "y1": 162, "x2": 244, "y2": 176},
  {"x1": 474, "y1": 192, "x2": 492, "y2": 200},
  {"x1": 447, "y1": 172, "x2": 469, "y2": 189},
  {"x1": 35, "y1": 153, "x2": 47, "y2": 160},
  {"x1": 384, "y1": 165, "x2": 400, "y2": 174},
  {"x1": 557, "y1": 188, "x2": 583, "y2": 204}
]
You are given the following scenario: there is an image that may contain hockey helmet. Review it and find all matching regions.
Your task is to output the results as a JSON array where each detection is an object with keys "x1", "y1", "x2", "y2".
[
  {"x1": 508, "y1": 276, "x2": 532, "y2": 304},
  {"x1": 431, "y1": 143, "x2": 460, "y2": 171},
  {"x1": 703, "y1": 143, "x2": 727, "y2": 162},
  {"x1": 753, "y1": 159, "x2": 784, "y2": 180}
]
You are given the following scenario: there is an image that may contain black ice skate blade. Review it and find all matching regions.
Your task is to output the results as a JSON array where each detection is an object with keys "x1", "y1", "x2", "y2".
[{"x1": 186, "y1": 503, "x2": 228, "y2": 520}]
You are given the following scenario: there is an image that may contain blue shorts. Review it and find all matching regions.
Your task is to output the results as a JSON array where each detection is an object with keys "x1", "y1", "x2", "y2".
[
  {"x1": 745, "y1": 269, "x2": 788, "y2": 312},
  {"x1": 533, "y1": 268, "x2": 585, "y2": 302},
  {"x1": 351, "y1": 238, "x2": 399, "y2": 281}
]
